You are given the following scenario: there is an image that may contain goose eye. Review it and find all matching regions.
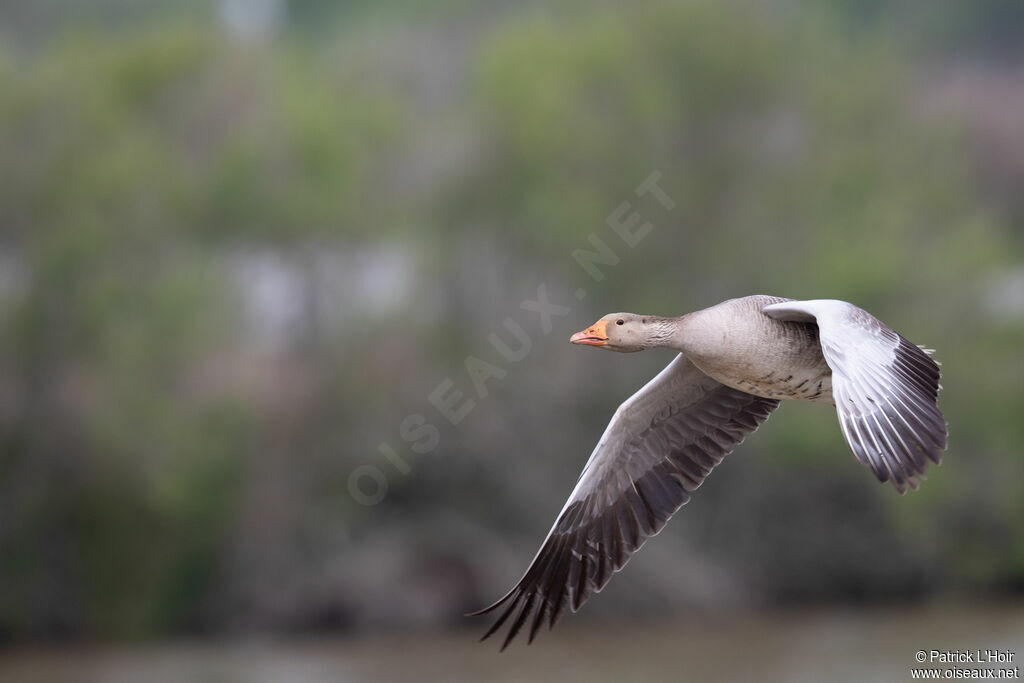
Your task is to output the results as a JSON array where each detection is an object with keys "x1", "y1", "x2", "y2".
[{"x1": 616, "y1": 319, "x2": 624, "y2": 325}]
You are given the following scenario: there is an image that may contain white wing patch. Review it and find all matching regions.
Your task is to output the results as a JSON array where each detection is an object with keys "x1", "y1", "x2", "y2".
[{"x1": 764, "y1": 299, "x2": 947, "y2": 492}]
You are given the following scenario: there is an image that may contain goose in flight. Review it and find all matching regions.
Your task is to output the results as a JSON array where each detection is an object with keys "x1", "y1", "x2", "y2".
[{"x1": 470, "y1": 295, "x2": 946, "y2": 649}]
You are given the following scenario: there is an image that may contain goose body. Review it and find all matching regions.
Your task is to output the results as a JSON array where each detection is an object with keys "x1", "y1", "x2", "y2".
[
  {"x1": 471, "y1": 295, "x2": 947, "y2": 649},
  {"x1": 675, "y1": 295, "x2": 833, "y2": 402}
]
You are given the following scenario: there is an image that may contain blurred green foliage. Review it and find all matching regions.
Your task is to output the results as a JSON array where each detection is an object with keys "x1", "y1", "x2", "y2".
[
  {"x1": 0, "y1": 20, "x2": 401, "y2": 638},
  {"x1": 0, "y1": 0, "x2": 1021, "y2": 641}
]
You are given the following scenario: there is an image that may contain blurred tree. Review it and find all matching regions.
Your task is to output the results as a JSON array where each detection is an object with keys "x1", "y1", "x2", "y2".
[
  {"x1": 0, "y1": 0, "x2": 1020, "y2": 642},
  {"x1": 444, "y1": 0, "x2": 1023, "y2": 609},
  {"x1": 0, "y1": 21, "x2": 400, "y2": 638}
]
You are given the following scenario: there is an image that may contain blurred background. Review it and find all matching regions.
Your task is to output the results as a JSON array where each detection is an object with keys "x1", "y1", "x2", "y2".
[{"x1": 0, "y1": 0, "x2": 1022, "y2": 681}]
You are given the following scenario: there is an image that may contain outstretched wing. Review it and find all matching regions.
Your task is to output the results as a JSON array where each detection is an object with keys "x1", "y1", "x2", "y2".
[
  {"x1": 469, "y1": 353, "x2": 779, "y2": 649},
  {"x1": 763, "y1": 299, "x2": 947, "y2": 492}
]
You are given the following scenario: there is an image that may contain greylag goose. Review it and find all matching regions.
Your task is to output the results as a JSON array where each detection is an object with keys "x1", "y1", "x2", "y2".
[{"x1": 471, "y1": 295, "x2": 946, "y2": 649}]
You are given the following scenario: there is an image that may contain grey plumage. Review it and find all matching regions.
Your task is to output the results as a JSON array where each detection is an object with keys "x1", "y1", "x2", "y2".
[{"x1": 471, "y1": 296, "x2": 947, "y2": 649}]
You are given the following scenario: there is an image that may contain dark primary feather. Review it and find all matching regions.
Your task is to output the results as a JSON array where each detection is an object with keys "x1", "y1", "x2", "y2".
[
  {"x1": 832, "y1": 334, "x2": 946, "y2": 492},
  {"x1": 764, "y1": 299, "x2": 947, "y2": 493},
  {"x1": 468, "y1": 354, "x2": 779, "y2": 650}
]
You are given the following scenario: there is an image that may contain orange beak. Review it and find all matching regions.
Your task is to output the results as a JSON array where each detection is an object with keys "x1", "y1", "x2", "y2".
[{"x1": 569, "y1": 319, "x2": 609, "y2": 346}]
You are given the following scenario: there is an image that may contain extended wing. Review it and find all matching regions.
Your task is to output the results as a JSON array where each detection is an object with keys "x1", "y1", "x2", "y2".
[
  {"x1": 763, "y1": 299, "x2": 946, "y2": 492},
  {"x1": 470, "y1": 353, "x2": 778, "y2": 649}
]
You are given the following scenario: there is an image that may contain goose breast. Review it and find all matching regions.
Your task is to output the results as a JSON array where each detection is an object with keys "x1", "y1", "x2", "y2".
[{"x1": 679, "y1": 295, "x2": 834, "y2": 403}]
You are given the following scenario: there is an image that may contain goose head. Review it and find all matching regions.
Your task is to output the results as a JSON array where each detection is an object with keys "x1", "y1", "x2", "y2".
[{"x1": 570, "y1": 313, "x2": 672, "y2": 352}]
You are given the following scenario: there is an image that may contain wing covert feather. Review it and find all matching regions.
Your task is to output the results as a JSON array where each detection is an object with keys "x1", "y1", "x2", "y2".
[
  {"x1": 470, "y1": 354, "x2": 778, "y2": 649},
  {"x1": 763, "y1": 299, "x2": 946, "y2": 492}
]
